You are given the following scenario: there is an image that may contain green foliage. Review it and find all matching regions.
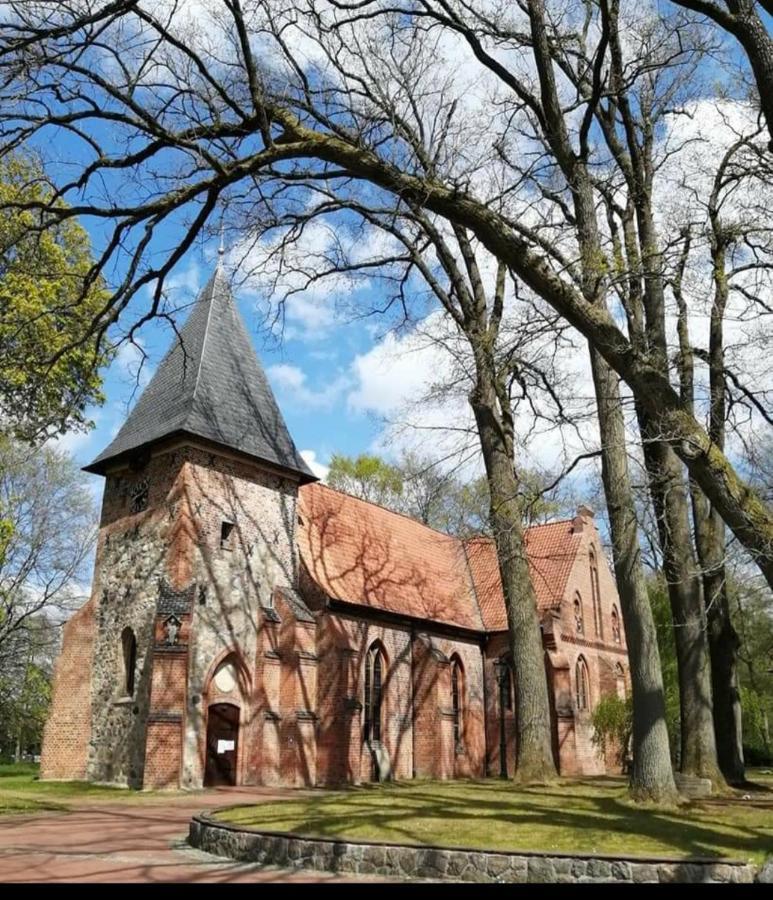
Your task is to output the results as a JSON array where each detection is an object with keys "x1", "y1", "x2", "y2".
[
  {"x1": 0, "y1": 152, "x2": 112, "y2": 441},
  {"x1": 0, "y1": 438, "x2": 96, "y2": 760},
  {"x1": 0, "y1": 659, "x2": 51, "y2": 759},
  {"x1": 591, "y1": 694, "x2": 633, "y2": 768},
  {"x1": 326, "y1": 450, "x2": 562, "y2": 537},
  {"x1": 740, "y1": 687, "x2": 772, "y2": 765},
  {"x1": 327, "y1": 453, "x2": 405, "y2": 508}
]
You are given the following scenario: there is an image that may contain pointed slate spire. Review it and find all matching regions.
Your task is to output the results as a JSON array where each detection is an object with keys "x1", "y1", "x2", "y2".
[{"x1": 85, "y1": 266, "x2": 316, "y2": 482}]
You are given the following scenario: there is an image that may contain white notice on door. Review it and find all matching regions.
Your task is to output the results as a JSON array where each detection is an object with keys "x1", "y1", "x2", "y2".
[{"x1": 217, "y1": 739, "x2": 235, "y2": 754}]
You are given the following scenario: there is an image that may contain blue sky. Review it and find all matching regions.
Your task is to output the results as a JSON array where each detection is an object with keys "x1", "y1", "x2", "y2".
[{"x1": 57, "y1": 240, "x2": 401, "y2": 500}]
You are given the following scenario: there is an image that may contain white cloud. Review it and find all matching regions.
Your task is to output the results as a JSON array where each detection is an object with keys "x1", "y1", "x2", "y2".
[
  {"x1": 267, "y1": 363, "x2": 350, "y2": 411},
  {"x1": 300, "y1": 449, "x2": 330, "y2": 481},
  {"x1": 348, "y1": 330, "x2": 442, "y2": 415}
]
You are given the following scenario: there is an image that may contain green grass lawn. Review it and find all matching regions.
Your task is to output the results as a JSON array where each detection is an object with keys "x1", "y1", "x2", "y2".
[
  {"x1": 216, "y1": 774, "x2": 773, "y2": 865},
  {"x1": 0, "y1": 763, "x2": 180, "y2": 815}
]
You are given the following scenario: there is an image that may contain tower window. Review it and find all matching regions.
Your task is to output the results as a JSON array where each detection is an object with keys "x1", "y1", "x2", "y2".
[
  {"x1": 129, "y1": 479, "x2": 149, "y2": 513},
  {"x1": 121, "y1": 627, "x2": 137, "y2": 697},
  {"x1": 220, "y1": 521, "x2": 235, "y2": 550}
]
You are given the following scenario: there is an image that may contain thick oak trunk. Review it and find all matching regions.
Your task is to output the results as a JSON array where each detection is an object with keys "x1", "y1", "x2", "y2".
[
  {"x1": 469, "y1": 370, "x2": 557, "y2": 783},
  {"x1": 590, "y1": 352, "x2": 677, "y2": 802},
  {"x1": 691, "y1": 231, "x2": 745, "y2": 785},
  {"x1": 638, "y1": 414, "x2": 724, "y2": 785}
]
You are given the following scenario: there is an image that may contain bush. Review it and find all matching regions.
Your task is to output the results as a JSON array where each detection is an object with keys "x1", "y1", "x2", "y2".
[
  {"x1": 591, "y1": 694, "x2": 633, "y2": 770},
  {"x1": 741, "y1": 686, "x2": 772, "y2": 765}
]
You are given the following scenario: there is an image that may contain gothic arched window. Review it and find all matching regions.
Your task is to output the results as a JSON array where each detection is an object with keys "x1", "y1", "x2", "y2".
[
  {"x1": 574, "y1": 593, "x2": 584, "y2": 636},
  {"x1": 575, "y1": 656, "x2": 590, "y2": 710},
  {"x1": 121, "y1": 627, "x2": 137, "y2": 697},
  {"x1": 615, "y1": 662, "x2": 627, "y2": 699},
  {"x1": 451, "y1": 655, "x2": 464, "y2": 751},
  {"x1": 364, "y1": 642, "x2": 386, "y2": 743},
  {"x1": 611, "y1": 606, "x2": 621, "y2": 644},
  {"x1": 589, "y1": 547, "x2": 603, "y2": 638}
]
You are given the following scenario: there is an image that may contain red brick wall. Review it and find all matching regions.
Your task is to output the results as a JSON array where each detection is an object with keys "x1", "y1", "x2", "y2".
[
  {"x1": 483, "y1": 633, "x2": 518, "y2": 777},
  {"x1": 144, "y1": 720, "x2": 182, "y2": 788},
  {"x1": 40, "y1": 597, "x2": 96, "y2": 780},
  {"x1": 315, "y1": 613, "x2": 414, "y2": 784}
]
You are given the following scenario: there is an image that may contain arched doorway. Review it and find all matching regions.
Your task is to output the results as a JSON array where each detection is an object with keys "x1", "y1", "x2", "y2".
[{"x1": 204, "y1": 703, "x2": 240, "y2": 787}]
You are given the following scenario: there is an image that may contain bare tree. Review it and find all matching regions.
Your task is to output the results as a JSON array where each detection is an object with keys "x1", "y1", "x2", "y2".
[
  {"x1": 669, "y1": 0, "x2": 773, "y2": 150},
  {"x1": 0, "y1": 437, "x2": 96, "y2": 671},
  {"x1": 0, "y1": 2, "x2": 770, "y2": 595},
  {"x1": 673, "y1": 122, "x2": 773, "y2": 783}
]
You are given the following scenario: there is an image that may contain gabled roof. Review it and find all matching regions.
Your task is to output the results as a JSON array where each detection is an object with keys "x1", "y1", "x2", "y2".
[
  {"x1": 298, "y1": 483, "x2": 485, "y2": 631},
  {"x1": 297, "y1": 483, "x2": 585, "y2": 633},
  {"x1": 464, "y1": 521, "x2": 583, "y2": 631},
  {"x1": 85, "y1": 265, "x2": 315, "y2": 482}
]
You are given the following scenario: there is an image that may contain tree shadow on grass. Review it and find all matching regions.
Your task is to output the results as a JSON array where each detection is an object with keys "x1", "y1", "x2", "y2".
[{"x1": 218, "y1": 778, "x2": 773, "y2": 864}]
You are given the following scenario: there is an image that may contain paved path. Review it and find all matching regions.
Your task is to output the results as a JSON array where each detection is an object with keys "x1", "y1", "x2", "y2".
[{"x1": 0, "y1": 788, "x2": 390, "y2": 882}]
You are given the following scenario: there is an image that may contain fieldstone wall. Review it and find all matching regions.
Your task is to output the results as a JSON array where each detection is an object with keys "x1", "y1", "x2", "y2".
[
  {"x1": 86, "y1": 451, "x2": 180, "y2": 787},
  {"x1": 188, "y1": 815, "x2": 758, "y2": 883}
]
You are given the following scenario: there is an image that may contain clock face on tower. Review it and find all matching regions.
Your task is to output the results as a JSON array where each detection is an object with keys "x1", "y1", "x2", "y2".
[{"x1": 129, "y1": 478, "x2": 149, "y2": 513}]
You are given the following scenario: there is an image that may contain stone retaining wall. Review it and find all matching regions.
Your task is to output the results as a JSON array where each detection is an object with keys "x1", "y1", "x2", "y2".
[{"x1": 188, "y1": 814, "x2": 758, "y2": 883}]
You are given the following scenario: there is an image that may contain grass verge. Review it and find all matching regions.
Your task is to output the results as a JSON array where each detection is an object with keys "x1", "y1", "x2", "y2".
[{"x1": 215, "y1": 775, "x2": 773, "y2": 865}]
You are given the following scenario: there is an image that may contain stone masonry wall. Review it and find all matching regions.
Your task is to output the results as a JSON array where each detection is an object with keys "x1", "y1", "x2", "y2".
[
  {"x1": 189, "y1": 817, "x2": 758, "y2": 884},
  {"x1": 85, "y1": 449, "x2": 188, "y2": 787}
]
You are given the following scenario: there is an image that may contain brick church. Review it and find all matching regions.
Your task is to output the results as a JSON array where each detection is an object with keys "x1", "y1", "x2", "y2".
[{"x1": 41, "y1": 262, "x2": 630, "y2": 790}]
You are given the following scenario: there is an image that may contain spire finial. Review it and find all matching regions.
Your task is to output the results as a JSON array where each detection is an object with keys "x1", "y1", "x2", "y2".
[{"x1": 218, "y1": 220, "x2": 226, "y2": 258}]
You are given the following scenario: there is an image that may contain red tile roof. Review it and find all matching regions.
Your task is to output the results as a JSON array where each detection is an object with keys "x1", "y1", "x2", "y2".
[
  {"x1": 298, "y1": 483, "x2": 484, "y2": 630},
  {"x1": 298, "y1": 483, "x2": 583, "y2": 633},
  {"x1": 464, "y1": 521, "x2": 582, "y2": 631}
]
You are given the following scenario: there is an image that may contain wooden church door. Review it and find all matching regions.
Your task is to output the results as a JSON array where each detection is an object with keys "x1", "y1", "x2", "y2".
[{"x1": 204, "y1": 703, "x2": 240, "y2": 786}]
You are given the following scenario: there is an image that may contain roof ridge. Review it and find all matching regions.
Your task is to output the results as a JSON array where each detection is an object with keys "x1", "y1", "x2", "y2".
[{"x1": 185, "y1": 269, "x2": 219, "y2": 423}]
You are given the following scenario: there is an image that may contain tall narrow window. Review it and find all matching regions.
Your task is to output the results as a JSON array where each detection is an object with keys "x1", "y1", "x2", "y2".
[
  {"x1": 451, "y1": 656, "x2": 463, "y2": 751},
  {"x1": 589, "y1": 548, "x2": 603, "y2": 638},
  {"x1": 611, "y1": 606, "x2": 621, "y2": 644},
  {"x1": 615, "y1": 662, "x2": 627, "y2": 700},
  {"x1": 503, "y1": 664, "x2": 513, "y2": 711},
  {"x1": 121, "y1": 627, "x2": 137, "y2": 697},
  {"x1": 575, "y1": 656, "x2": 590, "y2": 710},
  {"x1": 364, "y1": 643, "x2": 385, "y2": 743},
  {"x1": 574, "y1": 593, "x2": 584, "y2": 635}
]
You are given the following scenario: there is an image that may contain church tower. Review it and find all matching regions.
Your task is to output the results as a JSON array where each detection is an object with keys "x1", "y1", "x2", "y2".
[{"x1": 40, "y1": 263, "x2": 316, "y2": 789}]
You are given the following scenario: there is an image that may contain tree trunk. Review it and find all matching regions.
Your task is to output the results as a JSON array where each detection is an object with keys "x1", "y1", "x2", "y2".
[
  {"x1": 637, "y1": 414, "x2": 724, "y2": 785},
  {"x1": 690, "y1": 491, "x2": 742, "y2": 783},
  {"x1": 590, "y1": 351, "x2": 677, "y2": 802},
  {"x1": 693, "y1": 231, "x2": 744, "y2": 785},
  {"x1": 469, "y1": 365, "x2": 557, "y2": 783}
]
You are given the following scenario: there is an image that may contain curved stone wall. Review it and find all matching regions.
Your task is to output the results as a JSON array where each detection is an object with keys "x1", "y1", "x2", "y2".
[{"x1": 188, "y1": 813, "x2": 758, "y2": 883}]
